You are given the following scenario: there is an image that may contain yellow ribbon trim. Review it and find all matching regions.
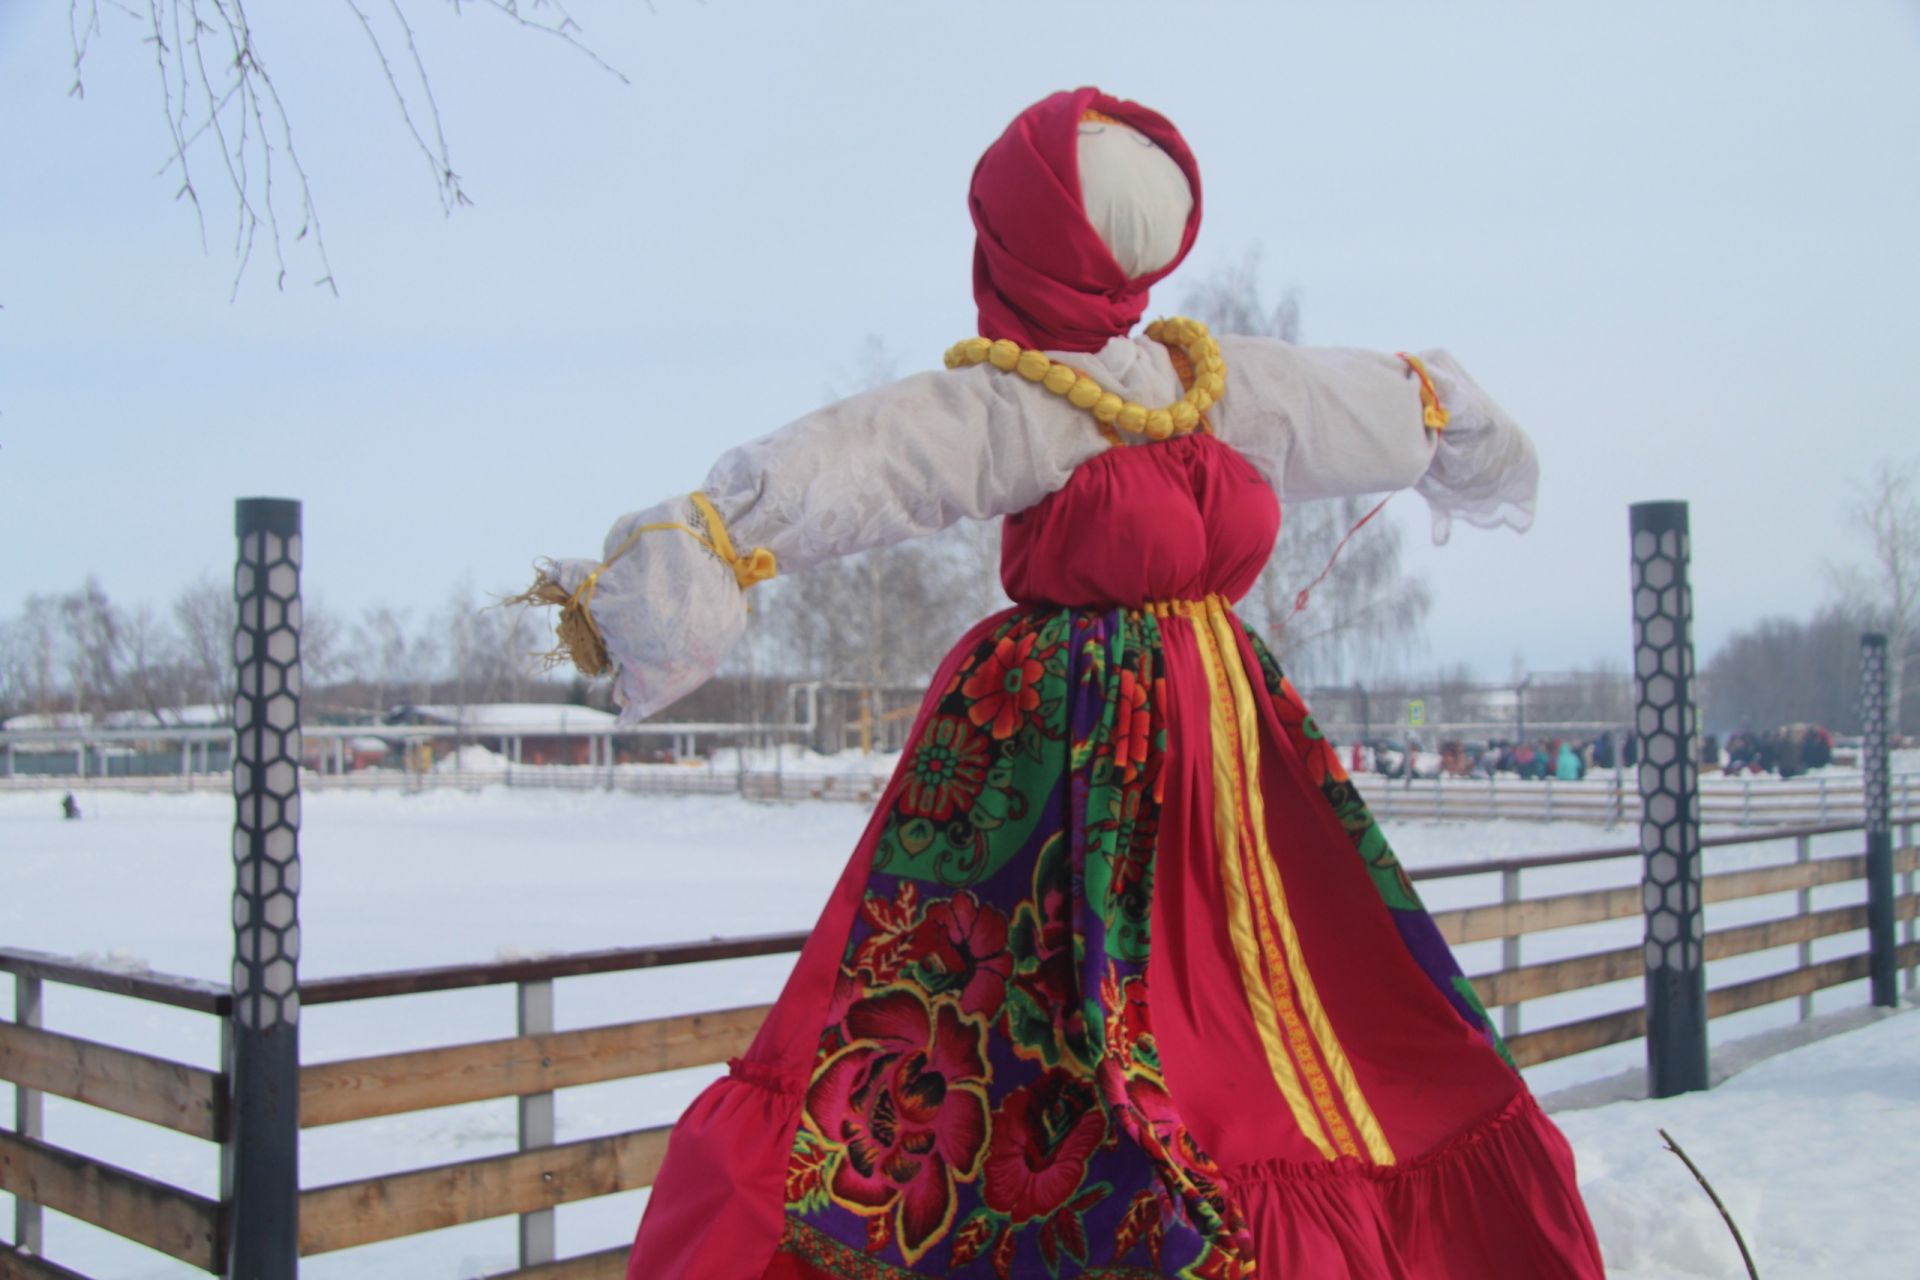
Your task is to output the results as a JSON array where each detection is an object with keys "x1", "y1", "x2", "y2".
[
  {"x1": 1202, "y1": 597, "x2": 1396, "y2": 1167},
  {"x1": 1190, "y1": 602, "x2": 1341, "y2": 1161},
  {"x1": 1154, "y1": 594, "x2": 1396, "y2": 1165},
  {"x1": 1397, "y1": 353, "x2": 1450, "y2": 432}
]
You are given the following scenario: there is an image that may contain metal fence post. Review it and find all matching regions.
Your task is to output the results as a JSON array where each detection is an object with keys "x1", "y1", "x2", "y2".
[
  {"x1": 1903, "y1": 819, "x2": 1916, "y2": 993},
  {"x1": 1861, "y1": 634, "x2": 1896, "y2": 1008},
  {"x1": 1630, "y1": 501, "x2": 1707, "y2": 1097},
  {"x1": 518, "y1": 979, "x2": 557, "y2": 1266},
  {"x1": 227, "y1": 498, "x2": 303, "y2": 1280},
  {"x1": 1500, "y1": 869, "x2": 1522, "y2": 1040},
  {"x1": 1796, "y1": 833, "x2": 1814, "y2": 1022},
  {"x1": 13, "y1": 975, "x2": 43, "y2": 1255}
]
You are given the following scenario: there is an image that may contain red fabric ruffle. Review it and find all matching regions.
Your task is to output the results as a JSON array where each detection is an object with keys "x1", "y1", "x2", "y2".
[{"x1": 1226, "y1": 1092, "x2": 1605, "y2": 1279}]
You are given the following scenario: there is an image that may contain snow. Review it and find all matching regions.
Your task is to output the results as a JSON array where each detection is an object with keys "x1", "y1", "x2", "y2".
[
  {"x1": 702, "y1": 742, "x2": 903, "y2": 777},
  {"x1": 1, "y1": 787, "x2": 1913, "y2": 1278},
  {"x1": 1, "y1": 706, "x2": 226, "y2": 732},
  {"x1": 434, "y1": 744, "x2": 510, "y2": 775},
  {"x1": 402, "y1": 703, "x2": 619, "y2": 732},
  {"x1": 1559, "y1": 1007, "x2": 1920, "y2": 1279}
]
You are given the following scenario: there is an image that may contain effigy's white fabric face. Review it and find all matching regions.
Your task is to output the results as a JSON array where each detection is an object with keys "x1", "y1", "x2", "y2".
[{"x1": 1076, "y1": 121, "x2": 1193, "y2": 278}]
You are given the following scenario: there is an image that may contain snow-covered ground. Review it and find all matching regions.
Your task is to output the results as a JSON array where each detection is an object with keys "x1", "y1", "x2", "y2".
[{"x1": 1, "y1": 787, "x2": 1912, "y2": 1278}]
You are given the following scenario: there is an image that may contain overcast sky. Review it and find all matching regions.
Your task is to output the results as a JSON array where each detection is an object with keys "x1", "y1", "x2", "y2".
[{"x1": 3, "y1": 0, "x2": 1917, "y2": 686}]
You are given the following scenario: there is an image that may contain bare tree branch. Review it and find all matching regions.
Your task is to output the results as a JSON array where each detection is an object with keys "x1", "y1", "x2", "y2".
[{"x1": 68, "y1": 0, "x2": 625, "y2": 293}]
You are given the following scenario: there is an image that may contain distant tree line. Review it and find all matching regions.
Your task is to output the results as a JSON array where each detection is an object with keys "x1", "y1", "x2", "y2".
[
  {"x1": 0, "y1": 576, "x2": 549, "y2": 726},
  {"x1": 1703, "y1": 459, "x2": 1918, "y2": 738}
]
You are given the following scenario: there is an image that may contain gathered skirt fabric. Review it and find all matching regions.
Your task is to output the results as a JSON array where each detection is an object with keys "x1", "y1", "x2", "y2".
[{"x1": 629, "y1": 600, "x2": 1604, "y2": 1279}]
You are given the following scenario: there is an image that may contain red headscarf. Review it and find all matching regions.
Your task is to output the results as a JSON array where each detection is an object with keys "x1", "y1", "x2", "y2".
[{"x1": 970, "y1": 87, "x2": 1203, "y2": 353}]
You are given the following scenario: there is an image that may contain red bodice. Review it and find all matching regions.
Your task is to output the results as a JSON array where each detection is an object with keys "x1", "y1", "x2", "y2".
[{"x1": 1000, "y1": 432, "x2": 1280, "y2": 609}]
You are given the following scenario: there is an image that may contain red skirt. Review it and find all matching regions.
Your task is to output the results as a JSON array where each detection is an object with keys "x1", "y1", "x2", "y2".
[{"x1": 630, "y1": 601, "x2": 1603, "y2": 1279}]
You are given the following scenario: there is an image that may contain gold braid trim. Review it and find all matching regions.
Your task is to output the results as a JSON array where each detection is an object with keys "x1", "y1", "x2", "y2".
[
  {"x1": 511, "y1": 494, "x2": 776, "y2": 678},
  {"x1": 943, "y1": 316, "x2": 1226, "y2": 441},
  {"x1": 1396, "y1": 353, "x2": 1450, "y2": 431}
]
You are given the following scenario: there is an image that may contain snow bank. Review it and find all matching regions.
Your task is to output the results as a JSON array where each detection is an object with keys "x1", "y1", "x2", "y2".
[{"x1": 1563, "y1": 1007, "x2": 1920, "y2": 1279}]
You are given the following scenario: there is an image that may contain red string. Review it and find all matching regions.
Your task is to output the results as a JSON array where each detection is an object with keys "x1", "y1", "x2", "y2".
[{"x1": 1278, "y1": 494, "x2": 1395, "y2": 631}]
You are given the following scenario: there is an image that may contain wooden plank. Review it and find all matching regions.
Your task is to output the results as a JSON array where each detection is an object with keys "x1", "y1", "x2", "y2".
[
  {"x1": 0, "y1": 1130, "x2": 221, "y2": 1273},
  {"x1": 0, "y1": 948, "x2": 229, "y2": 1016},
  {"x1": 1412, "y1": 843, "x2": 1640, "y2": 882},
  {"x1": 1704, "y1": 855, "x2": 1867, "y2": 903},
  {"x1": 300, "y1": 933, "x2": 809, "y2": 1006},
  {"x1": 1473, "y1": 945, "x2": 1642, "y2": 1008},
  {"x1": 0, "y1": 1243, "x2": 95, "y2": 1280},
  {"x1": 1431, "y1": 885, "x2": 1643, "y2": 945},
  {"x1": 301, "y1": 1005, "x2": 769, "y2": 1128},
  {"x1": 1469, "y1": 896, "x2": 1918, "y2": 1008},
  {"x1": 300, "y1": 1125, "x2": 672, "y2": 1255},
  {"x1": 486, "y1": 1245, "x2": 630, "y2": 1280},
  {"x1": 1506, "y1": 1007, "x2": 1645, "y2": 1068},
  {"x1": 0, "y1": 1021, "x2": 225, "y2": 1141},
  {"x1": 1705, "y1": 896, "x2": 1916, "y2": 962},
  {"x1": 1707, "y1": 940, "x2": 1920, "y2": 1020},
  {"x1": 1707, "y1": 953, "x2": 1870, "y2": 1019}
]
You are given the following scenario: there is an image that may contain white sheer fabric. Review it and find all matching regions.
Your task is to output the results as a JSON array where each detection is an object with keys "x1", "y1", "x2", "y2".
[
  {"x1": 543, "y1": 334, "x2": 1536, "y2": 722},
  {"x1": 1208, "y1": 337, "x2": 1537, "y2": 542},
  {"x1": 1409, "y1": 351, "x2": 1538, "y2": 543}
]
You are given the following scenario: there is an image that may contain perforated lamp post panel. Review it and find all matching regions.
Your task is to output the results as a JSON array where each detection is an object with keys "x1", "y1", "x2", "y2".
[
  {"x1": 1629, "y1": 502, "x2": 1708, "y2": 1097},
  {"x1": 1861, "y1": 633, "x2": 1897, "y2": 1007},
  {"x1": 229, "y1": 499, "x2": 303, "y2": 1279}
]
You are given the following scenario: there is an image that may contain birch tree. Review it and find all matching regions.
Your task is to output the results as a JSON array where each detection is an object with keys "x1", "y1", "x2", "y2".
[
  {"x1": 1837, "y1": 458, "x2": 1919, "y2": 734},
  {"x1": 1181, "y1": 253, "x2": 1431, "y2": 689}
]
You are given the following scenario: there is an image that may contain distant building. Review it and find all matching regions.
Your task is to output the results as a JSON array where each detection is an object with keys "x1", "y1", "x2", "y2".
[{"x1": 387, "y1": 703, "x2": 620, "y2": 766}]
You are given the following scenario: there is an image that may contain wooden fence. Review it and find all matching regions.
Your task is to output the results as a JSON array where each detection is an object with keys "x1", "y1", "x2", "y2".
[
  {"x1": 4, "y1": 822, "x2": 1914, "y2": 1279},
  {"x1": 7, "y1": 766, "x2": 1916, "y2": 832}
]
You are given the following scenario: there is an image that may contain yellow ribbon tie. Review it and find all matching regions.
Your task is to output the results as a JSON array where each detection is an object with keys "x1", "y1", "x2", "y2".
[
  {"x1": 690, "y1": 492, "x2": 779, "y2": 589},
  {"x1": 1396, "y1": 353, "x2": 1450, "y2": 432},
  {"x1": 529, "y1": 492, "x2": 777, "y2": 678},
  {"x1": 568, "y1": 493, "x2": 777, "y2": 615}
]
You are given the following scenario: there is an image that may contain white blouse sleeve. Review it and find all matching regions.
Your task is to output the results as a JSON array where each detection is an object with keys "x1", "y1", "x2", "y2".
[
  {"x1": 536, "y1": 367, "x2": 1106, "y2": 722},
  {"x1": 1209, "y1": 336, "x2": 1537, "y2": 543}
]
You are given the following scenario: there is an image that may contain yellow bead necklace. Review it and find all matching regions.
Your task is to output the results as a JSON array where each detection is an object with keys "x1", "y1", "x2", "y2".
[{"x1": 943, "y1": 317, "x2": 1226, "y2": 441}]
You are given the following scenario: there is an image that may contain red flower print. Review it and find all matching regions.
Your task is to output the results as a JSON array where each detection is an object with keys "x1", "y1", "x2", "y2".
[
  {"x1": 805, "y1": 989, "x2": 991, "y2": 1263},
  {"x1": 962, "y1": 631, "x2": 1046, "y2": 740},
  {"x1": 1109, "y1": 667, "x2": 1152, "y2": 783},
  {"x1": 900, "y1": 716, "x2": 991, "y2": 822},
  {"x1": 913, "y1": 892, "x2": 1014, "y2": 1020},
  {"x1": 981, "y1": 1069, "x2": 1108, "y2": 1224}
]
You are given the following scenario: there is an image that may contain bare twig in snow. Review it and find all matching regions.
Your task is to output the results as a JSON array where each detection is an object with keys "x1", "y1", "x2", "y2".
[{"x1": 1659, "y1": 1128, "x2": 1760, "y2": 1280}]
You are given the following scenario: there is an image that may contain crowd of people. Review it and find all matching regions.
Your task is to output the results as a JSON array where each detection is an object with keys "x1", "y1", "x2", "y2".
[
  {"x1": 1715, "y1": 724, "x2": 1835, "y2": 778},
  {"x1": 1354, "y1": 724, "x2": 1838, "y2": 782}
]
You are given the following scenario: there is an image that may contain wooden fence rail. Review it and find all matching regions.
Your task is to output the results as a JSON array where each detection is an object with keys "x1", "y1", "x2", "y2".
[{"x1": 4, "y1": 824, "x2": 1914, "y2": 1278}]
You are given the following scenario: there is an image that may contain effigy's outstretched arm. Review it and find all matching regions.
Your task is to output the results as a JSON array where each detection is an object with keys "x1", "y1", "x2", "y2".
[
  {"x1": 521, "y1": 366, "x2": 1107, "y2": 722},
  {"x1": 1210, "y1": 336, "x2": 1538, "y2": 542}
]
